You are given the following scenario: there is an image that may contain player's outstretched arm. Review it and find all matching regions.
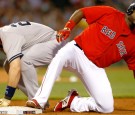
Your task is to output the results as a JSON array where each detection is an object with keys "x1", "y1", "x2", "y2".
[
  {"x1": 56, "y1": 9, "x2": 84, "y2": 42},
  {"x1": 0, "y1": 57, "x2": 21, "y2": 107}
]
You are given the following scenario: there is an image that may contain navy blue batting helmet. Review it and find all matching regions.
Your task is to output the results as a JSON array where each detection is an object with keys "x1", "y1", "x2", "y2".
[{"x1": 127, "y1": 3, "x2": 135, "y2": 15}]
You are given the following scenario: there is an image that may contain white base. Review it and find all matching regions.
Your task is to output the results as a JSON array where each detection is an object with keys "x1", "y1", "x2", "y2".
[{"x1": 0, "y1": 106, "x2": 42, "y2": 114}]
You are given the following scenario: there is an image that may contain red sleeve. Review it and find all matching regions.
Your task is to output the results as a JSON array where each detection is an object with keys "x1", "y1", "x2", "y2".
[
  {"x1": 125, "y1": 55, "x2": 135, "y2": 70},
  {"x1": 80, "y1": 6, "x2": 118, "y2": 24}
]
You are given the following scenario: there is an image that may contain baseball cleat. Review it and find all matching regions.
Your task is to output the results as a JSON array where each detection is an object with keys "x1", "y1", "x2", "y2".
[
  {"x1": 26, "y1": 99, "x2": 49, "y2": 110},
  {"x1": 54, "y1": 89, "x2": 79, "y2": 112}
]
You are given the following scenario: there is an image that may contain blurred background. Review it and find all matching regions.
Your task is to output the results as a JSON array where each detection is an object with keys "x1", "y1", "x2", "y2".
[
  {"x1": 0, "y1": 0, "x2": 135, "y2": 99},
  {"x1": 0, "y1": 0, "x2": 135, "y2": 65},
  {"x1": 0, "y1": 0, "x2": 135, "y2": 66}
]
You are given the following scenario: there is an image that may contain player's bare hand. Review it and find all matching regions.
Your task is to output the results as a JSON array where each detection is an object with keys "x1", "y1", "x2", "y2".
[
  {"x1": 0, "y1": 98, "x2": 11, "y2": 107},
  {"x1": 56, "y1": 28, "x2": 70, "y2": 42}
]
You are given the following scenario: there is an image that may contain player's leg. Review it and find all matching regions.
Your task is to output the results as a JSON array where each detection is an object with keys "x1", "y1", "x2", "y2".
[
  {"x1": 24, "y1": 39, "x2": 67, "y2": 66},
  {"x1": 70, "y1": 68, "x2": 113, "y2": 113},
  {"x1": 31, "y1": 41, "x2": 76, "y2": 108},
  {"x1": 27, "y1": 40, "x2": 112, "y2": 113},
  {"x1": 53, "y1": 41, "x2": 113, "y2": 113},
  {"x1": 17, "y1": 77, "x2": 28, "y2": 96},
  {"x1": 21, "y1": 56, "x2": 39, "y2": 99},
  {"x1": 20, "y1": 40, "x2": 67, "y2": 99},
  {"x1": 68, "y1": 46, "x2": 113, "y2": 113}
]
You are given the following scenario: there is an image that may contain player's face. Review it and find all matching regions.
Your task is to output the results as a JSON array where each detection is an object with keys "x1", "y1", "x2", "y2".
[
  {"x1": 130, "y1": 11, "x2": 135, "y2": 24},
  {"x1": 127, "y1": 11, "x2": 135, "y2": 29}
]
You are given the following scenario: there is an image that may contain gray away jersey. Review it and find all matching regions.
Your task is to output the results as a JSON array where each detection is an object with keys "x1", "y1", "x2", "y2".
[{"x1": 0, "y1": 21, "x2": 56, "y2": 62}]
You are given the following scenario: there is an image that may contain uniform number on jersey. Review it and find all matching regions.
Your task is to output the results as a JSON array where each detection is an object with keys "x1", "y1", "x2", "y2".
[{"x1": 11, "y1": 21, "x2": 31, "y2": 27}]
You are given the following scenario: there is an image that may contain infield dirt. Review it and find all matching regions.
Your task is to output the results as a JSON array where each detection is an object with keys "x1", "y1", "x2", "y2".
[{"x1": 10, "y1": 99, "x2": 135, "y2": 115}]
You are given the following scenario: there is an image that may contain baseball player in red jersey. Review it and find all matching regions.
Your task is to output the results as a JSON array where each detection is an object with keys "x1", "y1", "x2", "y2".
[
  {"x1": 27, "y1": 3, "x2": 135, "y2": 113},
  {"x1": 0, "y1": 21, "x2": 67, "y2": 107}
]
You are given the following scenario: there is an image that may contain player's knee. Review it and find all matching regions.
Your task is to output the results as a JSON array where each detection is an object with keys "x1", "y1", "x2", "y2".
[
  {"x1": 101, "y1": 105, "x2": 114, "y2": 113},
  {"x1": 98, "y1": 102, "x2": 114, "y2": 113}
]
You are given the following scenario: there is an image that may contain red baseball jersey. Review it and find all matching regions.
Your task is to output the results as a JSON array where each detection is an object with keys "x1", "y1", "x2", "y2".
[{"x1": 74, "y1": 6, "x2": 135, "y2": 71}]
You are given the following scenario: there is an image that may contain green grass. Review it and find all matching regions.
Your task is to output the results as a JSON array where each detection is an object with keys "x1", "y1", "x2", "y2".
[
  {"x1": 51, "y1": 66, "x2": 135, "y2": 98},
  {"x1": 50, "y1": 82, "x2": 89, "y2": 99},
  {"x1": 0, "y1": 66, "x2": 135, "y2": 100},
  {"x1": 106, "y1": 66, "x2": 135, "y2": 97}
]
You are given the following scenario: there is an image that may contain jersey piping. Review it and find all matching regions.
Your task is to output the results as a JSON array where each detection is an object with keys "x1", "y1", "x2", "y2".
[{"x1": 9, "y1": 53, "x2": 23, "y2": 63}]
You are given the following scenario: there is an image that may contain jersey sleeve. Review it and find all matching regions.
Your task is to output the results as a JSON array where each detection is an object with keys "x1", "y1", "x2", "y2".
[
  {"x1": 80, "y1": 6, "x2": 117, "y2": 24},
  {"x1": 1, "y1": 33, "x2": 24, "y2": 63},
  {"x1": 125, "y1": 55, "x2": 135, "y2": 70}
]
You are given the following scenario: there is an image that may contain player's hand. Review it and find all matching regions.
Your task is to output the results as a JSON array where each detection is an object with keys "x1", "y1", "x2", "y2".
[
  {"x1": 56, "y1": 28, "x2": 71, "y2": 42},
  {"x1": 0, "y1": 98, "x2": 11, "y2": 107}
]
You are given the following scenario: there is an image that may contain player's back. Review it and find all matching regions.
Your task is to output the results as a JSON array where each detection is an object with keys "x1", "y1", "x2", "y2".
[
  {"x1": 0, "y1": 21, "x2": 56, "y2": 50},
  {"x1": 2, "y1": 21, "x2": 54, "y2": 37}
]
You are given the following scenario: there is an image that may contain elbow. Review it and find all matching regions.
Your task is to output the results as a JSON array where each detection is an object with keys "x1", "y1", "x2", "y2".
[
  {"x1": 78, "y1": 9, "x2": 85, "y2": 18},
  {"x1": 70, "y1": 9, "x2": 84, "y2": 24}
]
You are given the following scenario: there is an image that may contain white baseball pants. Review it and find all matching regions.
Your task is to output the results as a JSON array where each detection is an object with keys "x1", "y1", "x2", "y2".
[{"x1": 33, "y1": 40, "x2": 114, "y2": 113}]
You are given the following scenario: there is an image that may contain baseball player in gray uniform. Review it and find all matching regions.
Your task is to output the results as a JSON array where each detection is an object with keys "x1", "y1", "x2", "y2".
[{"x1": 0, "y1": 21, "x2": 67, "y2": 107}]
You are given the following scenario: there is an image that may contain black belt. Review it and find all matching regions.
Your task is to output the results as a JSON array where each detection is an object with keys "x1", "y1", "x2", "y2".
[{"x1": 74, "y1": 43, "x2": 82, "y2": 50}]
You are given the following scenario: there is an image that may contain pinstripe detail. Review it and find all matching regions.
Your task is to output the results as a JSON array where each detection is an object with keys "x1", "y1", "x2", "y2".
[{"x1": 37, "y1": 69, "x2": 49, "y2": 96}]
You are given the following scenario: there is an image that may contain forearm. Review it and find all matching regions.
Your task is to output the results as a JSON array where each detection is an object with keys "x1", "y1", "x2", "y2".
[
  {"x1": 64, "y1": 9, "x2": 84, "y2": 31},
  {"x1": 8, "y1": 65, "x2": 21, "y2": 87},
  {"x1": 56, "y1": 9, "x2": 84, "y2": 42},
  {"x1": 5, "y1": 58, "x2": 21, "y2": 99},
  {"x1": 0, "y1": 58, "x2": 21, "y2": 106}
]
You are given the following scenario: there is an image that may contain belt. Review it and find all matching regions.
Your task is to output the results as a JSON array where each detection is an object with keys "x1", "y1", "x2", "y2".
[{"x1": 74, "y1": 43, "x2": 82, "y2": 50}]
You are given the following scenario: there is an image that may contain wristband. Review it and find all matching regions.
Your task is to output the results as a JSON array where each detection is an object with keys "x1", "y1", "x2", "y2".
[
  {"x1": 64, "y1": 20, "x2": 76, "y2": 30},
  {"x1": 4, "y1": 86, "x2": 16, "y2": 100}
]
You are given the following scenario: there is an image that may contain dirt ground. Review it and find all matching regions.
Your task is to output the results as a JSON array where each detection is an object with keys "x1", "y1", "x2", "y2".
[{"x1": 10, "y1": 99, "x2": 135, "y2": 115}]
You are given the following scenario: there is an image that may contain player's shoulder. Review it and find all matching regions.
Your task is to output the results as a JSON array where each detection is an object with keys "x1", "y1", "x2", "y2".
[
  {"x1": 29, "y1": 21, "x2": 53, "y2": 29},
  {"x1": 81, "y1": 5, "x2": 121, "y2": 14},
  {"x1": 29, "y1": 21, "x2": 44, "y2": 26},
  {"x1": 95, "y1": 5, "x2": 119, "y2": 12}
]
